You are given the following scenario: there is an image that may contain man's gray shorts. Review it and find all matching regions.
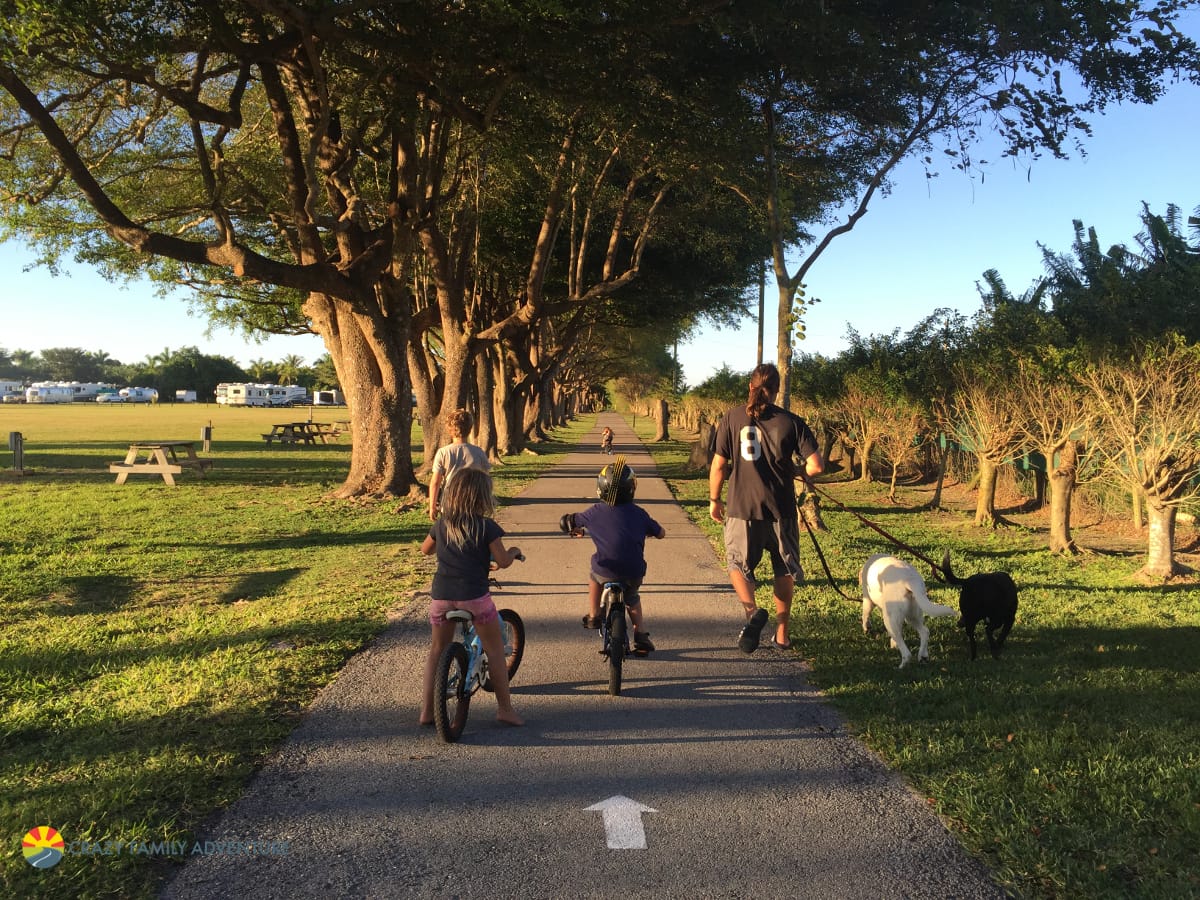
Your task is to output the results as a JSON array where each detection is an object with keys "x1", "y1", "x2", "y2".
[{"x1": 723, "y1": 516, "x2": 803, "y2": 582}]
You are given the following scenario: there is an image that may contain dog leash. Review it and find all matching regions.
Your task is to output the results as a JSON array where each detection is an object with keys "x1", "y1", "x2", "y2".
[
  {"x1": 798, "y1": 508, "x2": 859, "y2": 603},
  {"x1": 808, "y1": 482, "x2": 950, "y2": 583}
]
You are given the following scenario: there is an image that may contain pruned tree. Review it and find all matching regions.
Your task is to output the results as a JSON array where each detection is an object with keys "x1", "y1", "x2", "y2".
[
  {"x1": 1009, "y1": 355, "x2": 1095, "y2": 554},
  {"x1": 833, "y1": 377, "x2": 891, "y2": 484},
  {"x1": 951, "y1": 365, "x2": 1024, "y2": 528},
  {"x1": 873, "y1": 399, "x2": 928, "y2": 503},
  {"x1": 1079, "y1": 339, "x2": 1200, "y2": 579}
]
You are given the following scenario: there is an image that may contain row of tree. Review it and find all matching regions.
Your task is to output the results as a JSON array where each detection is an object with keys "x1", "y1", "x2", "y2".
[
  {"x1": 0, "y1": 346, "x2": 340, "y2": 401},
  {"x1": 3, "y1": 2, "x2": 1196, "y2": 497},
  {"x1": 671, "y1": 203, "x2": 1200, "y2": 579}
]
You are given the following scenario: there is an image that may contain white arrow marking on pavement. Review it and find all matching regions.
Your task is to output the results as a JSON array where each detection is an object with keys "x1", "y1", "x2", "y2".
[{"x1": 584, "y1": 795, "x2": 657, "y2": 850}]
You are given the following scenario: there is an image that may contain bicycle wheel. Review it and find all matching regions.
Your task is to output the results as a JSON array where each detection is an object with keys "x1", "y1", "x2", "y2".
[
  {"x1": 607, "y1": 607, "x2": 626, "y2": 696},
  {"x1": 433, "y1": 642, "x2": 471, "y2": 743},
  {"x1": 482, "y1": 609, "x2": 525, "y2": 691}
]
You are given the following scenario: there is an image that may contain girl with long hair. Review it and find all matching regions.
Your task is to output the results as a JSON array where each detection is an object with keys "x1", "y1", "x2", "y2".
[{"x1": 419, "y1": 467, "x2": 523, "y2": 727}]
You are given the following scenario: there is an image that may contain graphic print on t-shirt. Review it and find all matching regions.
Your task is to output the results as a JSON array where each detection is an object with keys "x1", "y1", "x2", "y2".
[{"x1": 739, "y1": 425, "x2": 761, "y2": 461}]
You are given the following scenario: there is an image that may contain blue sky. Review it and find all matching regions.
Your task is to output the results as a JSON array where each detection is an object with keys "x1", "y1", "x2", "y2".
[
  {"x1": 2, "y1": 36, "x2": 1197, "y2": 385},
  {"x1": 679, "y1": 68, "x2": 1200, "y2": 385}
]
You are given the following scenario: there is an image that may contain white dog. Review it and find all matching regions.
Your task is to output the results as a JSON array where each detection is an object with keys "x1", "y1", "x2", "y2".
[{"x1": 859, "y1": 554, "x2": 957, "y2": 668}]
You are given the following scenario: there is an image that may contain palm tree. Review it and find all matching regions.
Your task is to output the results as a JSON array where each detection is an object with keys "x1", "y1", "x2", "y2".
[
  {"x1": 247, "y1": 358, "x2": 277, "y2": 382},
  {"x1": 275, "y1": 354, "x2": 306, "y2": 385}
]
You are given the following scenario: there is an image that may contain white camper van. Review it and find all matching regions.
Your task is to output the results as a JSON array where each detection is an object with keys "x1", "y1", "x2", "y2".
[
  {"x1": 312, "y1": 389, "x2": 345, "y2": 406},
  {"x1": 29, "y1": 380, "x2": 113, "y2": 402},
  {"x1": 215, "y1": 383, "x2": 270, "y2": 407},
  {"x1": 176, "y1": 390, "x2": 198, "y2": 403},
  {"x1": 26, "y1": 385, "x2": 75, "y2": 404},
  {"x1": 0, "y1": 381, "x2": 23, "y2": 403},
  {"x1": 119, "y1": 386, "x2": 159, "y2": 403}
]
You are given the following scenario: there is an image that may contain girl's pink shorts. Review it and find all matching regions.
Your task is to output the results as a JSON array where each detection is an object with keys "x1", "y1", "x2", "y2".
[{"x1": 429, "y1": 593, "x2": 498, "y2": 627}]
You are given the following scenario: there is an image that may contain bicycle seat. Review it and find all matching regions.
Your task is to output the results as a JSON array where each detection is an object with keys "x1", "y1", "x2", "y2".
[{"x1": 446, "y1": 609, "x2": 474, "y2": 622}]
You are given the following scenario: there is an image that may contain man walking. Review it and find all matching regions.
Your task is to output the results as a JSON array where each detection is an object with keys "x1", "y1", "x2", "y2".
[{"x1": 709, "y1": 363, "x2": 824, "y2": 653}]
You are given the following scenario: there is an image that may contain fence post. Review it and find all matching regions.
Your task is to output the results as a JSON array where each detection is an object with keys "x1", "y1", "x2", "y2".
[{"x1": 201, "y1": 424, "x2": 213, "y2": 453}]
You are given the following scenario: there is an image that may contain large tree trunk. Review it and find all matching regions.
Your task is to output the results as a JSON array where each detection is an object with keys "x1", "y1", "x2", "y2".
[
  {"x1": 799, "y1": 491, "x2": 827, "y2": 531},
  {"x1": 1047, "y1": 440, "x2": 1079, "y2": 554},
  {"x1": 858, "y1": 438, "x2": 875, "y2": 483},
  {"x1": 974, "y1": 457, "x2": 1000, "y2": 527},
  {"x1": 689, "y1": 420, "x2": 715, "y2": 470},
  {"x1": 1142, "y1": 503, "x2": 1179, "y2": 578},
  {"x1": 653, "y1": 399, "x2": 670, "y2": 441},
  {"x1": 819, "y1": 428, "x2": 837, "y2": 466},
  {"x1": 1131, "y1": 486, "x2": 1144, "y2": 530},
  {"x1": 311, "y1": 294, "x2": 417, "y2": 499},
  {"x1": 493, "y1": 353, "x2": 517, "y2": 456},
  {"x1": 475, "y1": 346, "x2": 498, "y2": 460},
  {"x1": 927, "y1": 438, "x2": 948, "y2": 510}
]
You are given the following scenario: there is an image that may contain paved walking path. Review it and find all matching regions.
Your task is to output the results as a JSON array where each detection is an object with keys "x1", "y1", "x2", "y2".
[{"x1": 161, "y1": 412, "x2": 1003, "y2": 899}]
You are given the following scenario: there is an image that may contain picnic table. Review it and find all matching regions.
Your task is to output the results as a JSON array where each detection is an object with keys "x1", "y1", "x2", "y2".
[
  {"x1": 109, "y1": 441, "x2": 214, "y2": 485},
  {"x1": 262, "y1": 422, "x2": 340, "y2": 445}
]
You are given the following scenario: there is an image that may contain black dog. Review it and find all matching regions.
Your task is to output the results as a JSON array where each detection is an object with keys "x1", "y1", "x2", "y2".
[{"x1": 942, "y1": 551, "x2": 1018, "y2": 660}]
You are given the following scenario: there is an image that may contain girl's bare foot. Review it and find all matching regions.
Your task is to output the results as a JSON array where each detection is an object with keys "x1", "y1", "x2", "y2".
[
  {"x1": 497, "y1": 710, "x2": 524, "y2": 727},
  {"x1": 418, "y1": 706, "x2": 434, "y2": 727}
]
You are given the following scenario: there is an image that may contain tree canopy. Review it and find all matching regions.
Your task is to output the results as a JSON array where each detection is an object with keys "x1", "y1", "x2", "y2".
[{"x1": 2, "y1": 2, "x2": 1197, "y2": 496}]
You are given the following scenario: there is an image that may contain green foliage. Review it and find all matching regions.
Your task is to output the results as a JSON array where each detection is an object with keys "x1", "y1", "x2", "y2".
[
  {"x1": 690, "y1": 364, "x2": 747, "y2": 403},
  {"x1": 636, "y1": 420, "x2": 1200, "y2": 900}
]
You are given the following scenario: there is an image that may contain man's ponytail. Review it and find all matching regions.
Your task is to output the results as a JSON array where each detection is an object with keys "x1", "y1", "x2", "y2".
[{"x1": 746, "y1": 363, "x2": 781, "y2": 420}]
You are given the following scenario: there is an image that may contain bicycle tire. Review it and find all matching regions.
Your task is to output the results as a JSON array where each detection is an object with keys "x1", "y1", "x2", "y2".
[
  {"x1": 482, "y1": 609, "x2": 525, "y2": 691},
  {"x1": 607, "y1": 606, "x2": 626, "y2": 696},
  {"x1": 433, "y1": 642, "x2": 471, "y2": 743}
]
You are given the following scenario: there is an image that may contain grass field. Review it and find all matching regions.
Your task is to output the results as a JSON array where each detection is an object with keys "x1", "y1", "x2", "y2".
[
  {"x1": 3, "y1": 405, "x2": 1198, "y2": 898},
  {"x1": 0, "y1": 403, "x2": 584, "y2": 899},
  {"x1": 630, "y1": 416, "x2": 1200, "y2": 900}
]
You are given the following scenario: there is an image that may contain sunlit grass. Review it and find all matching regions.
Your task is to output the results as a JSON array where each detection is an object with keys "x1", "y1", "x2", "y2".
[
  {"x1": 633, "y1": 415, "x2": 1200, "y2": 900},
  {"x1": 0, "y1": 405, "x2": 588, "y2": 899}
]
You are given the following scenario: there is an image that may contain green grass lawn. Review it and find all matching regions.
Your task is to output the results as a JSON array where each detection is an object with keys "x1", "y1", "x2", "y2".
[
  {"x1": 0, "y1": 404, "x2": 587, "y2": 899},
  {"x1": 5, "y1": 405, "x2": 1199, "y2": 899},
  {"x1": 632, "y1": 415, "x2": 1200, "y2": 900}
]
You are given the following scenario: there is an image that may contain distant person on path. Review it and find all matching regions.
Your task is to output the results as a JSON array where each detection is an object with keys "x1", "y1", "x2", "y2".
[
  {"x1": 709, "y1": 363, "x2": 824, "y2": 653},
  {"x1": 428, "y1": 408, "x2": 490, "y2": 520},
  {"x1": 600, "y1": 426, "x2": 614, "y2": 454},
  {"x1": 419, "y1": 467, "x2": 524, "y2": 727},
  {"x1": 561, "y1": 456, "x2": 665, "y2": 655}
]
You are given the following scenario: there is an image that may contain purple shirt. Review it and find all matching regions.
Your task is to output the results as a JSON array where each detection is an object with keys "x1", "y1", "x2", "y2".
[{"x1": 573, "y1": 502, "x2": 664, "y2": 582}]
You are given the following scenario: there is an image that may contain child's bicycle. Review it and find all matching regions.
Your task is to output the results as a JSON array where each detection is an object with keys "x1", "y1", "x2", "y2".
[
  {"x1": 433, "y1": 558, "x2": 526, "y2": 743},
  {"x1": 559, "y1": 515, "x2": 641, "y2": 696},
  {"x1": 597, "y1": 579, "x2": 637, "y2": 696}
]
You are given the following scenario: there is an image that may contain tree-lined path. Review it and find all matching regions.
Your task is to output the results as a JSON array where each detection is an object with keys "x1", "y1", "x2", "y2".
[{"x1": 162, "y1": 413, "x2": 1002, "y2": 899}]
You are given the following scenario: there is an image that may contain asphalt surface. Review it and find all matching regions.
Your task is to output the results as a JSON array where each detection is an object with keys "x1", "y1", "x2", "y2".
[{"x1": 160, "y1": 412, "x2": 1005, "y2": 900}]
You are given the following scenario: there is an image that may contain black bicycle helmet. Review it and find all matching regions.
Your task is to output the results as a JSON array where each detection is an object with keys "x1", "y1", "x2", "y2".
[{"x1": 596, "y1": 456, "x2": 636, "y2": 505}]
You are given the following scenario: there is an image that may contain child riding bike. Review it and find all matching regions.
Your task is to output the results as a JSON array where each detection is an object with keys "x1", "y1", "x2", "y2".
[
  {"x1": 419, "y1": 467, "x2": 524, "y2": 728},
  {"x1": 600, "y1": 426, "x2": 614, "y2": 454},
  {"x1": 560, "y1": 456, "x2": 665, "y2": 655}
]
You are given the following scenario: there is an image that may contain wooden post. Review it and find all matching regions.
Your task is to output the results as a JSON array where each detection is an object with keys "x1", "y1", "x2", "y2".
[
  {"x1": 201, "y1": 423, "x2": 212, "y2": 453},
  {"x1": 8, "y1": 431, "x2": 25, "y2": 473}
]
